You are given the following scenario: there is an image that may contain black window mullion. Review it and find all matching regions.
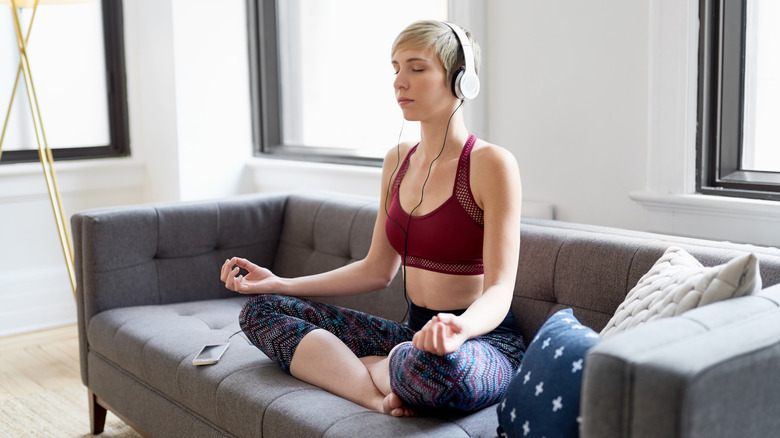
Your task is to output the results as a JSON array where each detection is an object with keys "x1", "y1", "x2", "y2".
[
  {"x1": 717, "y1": 0, "x2": 745, "y2": 178},
  {"x1": 246, "y1": 0, "x2": 384, "y2": 167},
  {"x1": 0, "y1": 0, "x2": 129, "y2": 165},
  {"x1": 247, "y1": 0, "x2": 282, "y2": 154},
  {"x1": 102, "y1": 0, "x2": 130, "y2": 160},
  {"x1": 697, "y1": 0, "x2": 780, "y2": 201}
]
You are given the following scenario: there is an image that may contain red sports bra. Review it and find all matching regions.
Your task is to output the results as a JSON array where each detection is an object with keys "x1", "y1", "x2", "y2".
[{"x1": 385, "y1": 135, "x2": 484, "y2": 275}]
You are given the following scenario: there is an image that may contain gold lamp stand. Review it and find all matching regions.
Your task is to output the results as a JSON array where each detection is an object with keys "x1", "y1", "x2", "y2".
[{"x1": 0, "y1": 0, "x2": 78, "y2": 299}]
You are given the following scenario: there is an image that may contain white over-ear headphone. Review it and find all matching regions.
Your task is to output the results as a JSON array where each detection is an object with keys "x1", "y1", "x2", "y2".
[{"x1": 443, "y1": 22, "x2": 480, "y2": 100}]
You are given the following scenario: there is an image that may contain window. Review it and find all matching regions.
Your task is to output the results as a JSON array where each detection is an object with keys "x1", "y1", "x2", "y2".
[
  {"x1": 0, "y1": 0, "x2": 128, "y2": 164},
  {"x1": 247, "y1": 0, "x2": 448, "y2": 166},
  {"x1": 698, "y1": 0, "x2": 780, "y2": 200},
  {"x1": 742, "y1": 0, "x2": 780, "y2": 173}
]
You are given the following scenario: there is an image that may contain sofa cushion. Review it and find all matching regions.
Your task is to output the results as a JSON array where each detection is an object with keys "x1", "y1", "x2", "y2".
[
  {"x1": 600, "y1": 246, "x2": 762, "y2": 337},
  {"x1": 496, "y1": 308, "x2": 601, "y2": 438},
  {"x1": 86, "y1": 297, "x2": 296, "y2": 437},
  {"x1": 87, "y1": 297, "x2": 498, "y2": 437}
]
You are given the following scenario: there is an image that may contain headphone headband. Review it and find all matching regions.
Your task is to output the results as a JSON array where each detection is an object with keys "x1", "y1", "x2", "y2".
[{"x1": 443, "y1": 22, "x2": 480, "y2": 100}]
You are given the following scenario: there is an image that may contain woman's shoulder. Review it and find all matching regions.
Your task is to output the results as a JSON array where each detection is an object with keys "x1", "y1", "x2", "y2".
[
  {"x1": 468, "y1": 139, "x2": 522, "y2": 212},
  {"x1": 382, "y1": 141, "x2": 417, "y2": 169},
  {"x1": 470, "y1": 139, "x2": 517, "y2": 172}
]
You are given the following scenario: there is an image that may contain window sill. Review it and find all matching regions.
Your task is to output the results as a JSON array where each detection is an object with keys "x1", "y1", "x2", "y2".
[
  {"x1": 630, "y1": 191, "x2": 780, "y2": 247},
  {"x1": 247, "y1": 157, "x2": 383, "y2": 198},
  {"x1": 0, "y1": 158, "x2": 144, "y2": 203},
  {"x1": 247, "y1": 157, "x2": 556, "y2": 220}
]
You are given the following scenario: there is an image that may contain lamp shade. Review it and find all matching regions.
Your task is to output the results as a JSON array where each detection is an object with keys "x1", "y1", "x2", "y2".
[{"x1": 0, "y1": 0, "x2": 95, "y2": 6}]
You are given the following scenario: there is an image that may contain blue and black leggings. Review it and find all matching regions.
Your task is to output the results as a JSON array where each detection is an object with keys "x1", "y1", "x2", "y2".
[{"x1": 239, "y1": 294, "x2": 525, "y2": 412}]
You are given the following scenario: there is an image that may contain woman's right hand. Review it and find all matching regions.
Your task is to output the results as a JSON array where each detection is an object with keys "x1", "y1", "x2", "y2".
[{"x1": 220, "y1": 257, "x2": 279, "y2": 294}]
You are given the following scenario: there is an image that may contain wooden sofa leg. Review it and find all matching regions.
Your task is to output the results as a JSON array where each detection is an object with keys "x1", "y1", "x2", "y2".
[{"x1": 89, "y1": 390, "x2": 107, "y2": 435}]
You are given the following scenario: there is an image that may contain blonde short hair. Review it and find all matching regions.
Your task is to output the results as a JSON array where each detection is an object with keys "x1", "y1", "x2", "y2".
[{"x1": 391, "y1": 20, "x2": 481, "y2": 87}]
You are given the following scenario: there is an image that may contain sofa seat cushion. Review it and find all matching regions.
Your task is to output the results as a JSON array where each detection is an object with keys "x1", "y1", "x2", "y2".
[
  {"x1": 87, "y1": 297, "x2": 498, "y2": 437},
  {"x1": 87, "y1": 297, "x2": 300, "y2": 436}
]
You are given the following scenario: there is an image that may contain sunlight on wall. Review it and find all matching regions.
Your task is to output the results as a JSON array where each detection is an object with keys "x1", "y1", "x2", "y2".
[
  {"x1": 743, "y1": 0, "x2": 780, "y2": 172},
  {"x1": 0, "y1": 3, "x2": 109, "y2": 150},
  {"x1": 277, "y1": 0, "x2": 447, "y2": 157}
]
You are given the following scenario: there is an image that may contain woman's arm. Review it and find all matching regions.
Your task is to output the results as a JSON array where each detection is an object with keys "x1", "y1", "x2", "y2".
[
  {"x1": 221, "y1": 146, "x2": 408, "y2": 297},
  {"x1": 412, "y1": 143, "x2": 522, "y2": 354}
]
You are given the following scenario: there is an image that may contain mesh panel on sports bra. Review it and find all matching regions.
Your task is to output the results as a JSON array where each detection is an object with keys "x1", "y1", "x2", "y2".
[
  {"x1": 454, "y1": 137, "x2": 484, "y2": 226},
  {"x1": 404, "y1": 256, "x2": 484, "y2": 275}
]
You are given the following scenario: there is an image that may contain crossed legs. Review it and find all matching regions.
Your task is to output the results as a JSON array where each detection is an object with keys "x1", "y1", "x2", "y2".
[
  {"x1": 288, "y1": 329, "x2": 413, "y2": 416},
  {"x1": 239, "y1": 295, "x2": 415, "y2": 415},
  {"x1": 239, "y1": 295, "x2": 523, "y2": 415}
]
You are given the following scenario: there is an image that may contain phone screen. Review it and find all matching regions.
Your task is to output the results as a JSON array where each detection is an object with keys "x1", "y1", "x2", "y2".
[{"x1": 193, "y1": 343, "x2": 229, "y2": 366}]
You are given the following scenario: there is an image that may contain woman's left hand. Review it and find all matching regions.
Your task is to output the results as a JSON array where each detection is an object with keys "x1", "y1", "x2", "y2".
[{"x1": 412, "y1": 313, "x2": 471, "y2": 355}]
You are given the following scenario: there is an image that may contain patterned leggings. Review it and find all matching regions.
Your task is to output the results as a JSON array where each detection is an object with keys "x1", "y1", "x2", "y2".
[{"x1": 239, "y1": 294, "x2": 525, "y2": 412}]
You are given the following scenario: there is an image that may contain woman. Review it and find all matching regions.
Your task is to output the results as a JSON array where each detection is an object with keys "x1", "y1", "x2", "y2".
[{"x1": 220, "y1": 20, "x2": 524, "y2": 417}]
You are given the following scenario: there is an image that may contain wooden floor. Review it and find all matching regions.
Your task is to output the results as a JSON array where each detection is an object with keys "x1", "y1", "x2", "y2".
[
  {"x1": 0, "y1": 325, "x2": 81, "y2": 402},
  {"x1": 0, "y1": 324, "x2": 140, "y2": 437}
]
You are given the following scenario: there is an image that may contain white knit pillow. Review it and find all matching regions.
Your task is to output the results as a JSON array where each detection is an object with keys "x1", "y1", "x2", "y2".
[{"x1": 600, "y1": 246, "x2": 761, "y2": 337}]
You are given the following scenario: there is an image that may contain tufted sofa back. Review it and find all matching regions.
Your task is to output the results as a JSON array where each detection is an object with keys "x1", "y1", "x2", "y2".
[
  {"x1": 266, "y1": 194, "x2": 780, "y2": 343},
  {"x1": 271, "y1": 193, "x2": 409, "y2": 322},
  {"x1": 73, "y1": 192, "x2": 780, "y2": 371},
  {"x1": 512, "y1": 219, "x2": 780, "y2": 340},
  {"x1": 259, "y1": 193, "x2": 780, "y2": 343},
  {"x1": 73, "y1": 194, "x2": 287, "y2": 336}
]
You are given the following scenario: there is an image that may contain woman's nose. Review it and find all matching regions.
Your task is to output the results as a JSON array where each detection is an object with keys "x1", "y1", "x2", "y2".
[{"x1": 394, "y1": 72, "x2": 407, "y2": 90}]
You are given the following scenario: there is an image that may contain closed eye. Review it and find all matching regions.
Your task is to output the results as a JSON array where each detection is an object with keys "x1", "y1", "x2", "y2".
[{"x1": 392, "y1": 68, "x2": 423, "y2": 75}]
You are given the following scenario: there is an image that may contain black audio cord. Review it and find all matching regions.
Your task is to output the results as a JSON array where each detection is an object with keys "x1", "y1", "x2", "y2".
[
  {"x1": 226, "y1": 329, "x2": 246, "y2": 343},
  {"x1": 384, "y1": 99, "x2": 465, "y2": 323}
]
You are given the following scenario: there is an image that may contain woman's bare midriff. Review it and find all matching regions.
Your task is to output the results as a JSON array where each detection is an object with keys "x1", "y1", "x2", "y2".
[{"x1": 404, "y1": 266, "x2": 484, "y2": 310}]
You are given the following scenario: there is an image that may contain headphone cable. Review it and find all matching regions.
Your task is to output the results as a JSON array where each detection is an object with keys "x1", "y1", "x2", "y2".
[{"x1": 385, "y1": 100, "x2": 465, "y2": 323}]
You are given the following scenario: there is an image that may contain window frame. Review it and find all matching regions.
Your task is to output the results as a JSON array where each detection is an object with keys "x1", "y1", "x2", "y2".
[
  {"x1": 0, "y1": 0, "x2": 129, "y2": 165},
  {"x1": 246, "y1": 0, "x2": 391, "y2": 167},
  {"x1": 697, "y1": 0, "x2": 780, "y2": 201}
]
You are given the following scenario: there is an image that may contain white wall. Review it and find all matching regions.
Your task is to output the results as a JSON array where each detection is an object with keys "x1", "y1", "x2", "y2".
[
  {"x1": 124, "y1": 0, "x2": 254, "y2": 202},
  {"x1": 0, "y1": 0, "x2": 253, "y2": 336},
  {"x1": 483, "y1": 0, "x2": 780, "y2": 246},
  {"x1": 485, "y1": 1, "x2": 650, "y2": 228},
  {"x1": 250, "y1": 0, "x2": 780, "y2": 247},
  {"x1": 0, "y1": 160, "x2": 144, "y2": 336},
  {"x1": 251, "y1": 0, "x2": 654, "y2": 229},
  {"x1": 3, "y1": 0, "x2": 780, "y2": 336}
]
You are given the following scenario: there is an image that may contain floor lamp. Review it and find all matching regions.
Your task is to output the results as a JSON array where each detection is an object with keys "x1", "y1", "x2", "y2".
[{"x1": 0, "y1": 0, "x2": 94, "y2": 300}]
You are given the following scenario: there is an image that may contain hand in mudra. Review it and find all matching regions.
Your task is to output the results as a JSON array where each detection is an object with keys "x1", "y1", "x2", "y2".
[
  {"x1": 412, "y1": 313, "x2": 471, "y2": 356},
  {"x1": 220, "y1": 257, "x2": 278, "y2": 294}
]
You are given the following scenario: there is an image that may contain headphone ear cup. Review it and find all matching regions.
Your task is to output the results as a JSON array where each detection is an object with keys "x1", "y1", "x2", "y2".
[
  {"x1": 459, "y1": 69, "x2": 480, "y2": 100},
  {"x1": 451, "y1": 66, "x2": 480, "y2": 100},
  {"x1": 451, "y1": 67, "x2": 466, "y2": 99}
]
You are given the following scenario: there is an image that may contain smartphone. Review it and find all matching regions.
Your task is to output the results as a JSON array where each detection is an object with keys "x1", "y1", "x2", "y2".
[{"x1": 192, "y1": 343, "x2": 229, "y2": 366}]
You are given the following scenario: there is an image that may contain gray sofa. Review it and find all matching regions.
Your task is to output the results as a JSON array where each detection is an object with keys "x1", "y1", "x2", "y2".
[{"x1": 72, "y1": 191, "x2": 780, "y2": 438}]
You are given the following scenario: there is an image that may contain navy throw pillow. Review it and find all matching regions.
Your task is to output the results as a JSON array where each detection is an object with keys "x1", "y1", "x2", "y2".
[{"x1": 497, "y1": 309, "x2": 601, "y2": 438}]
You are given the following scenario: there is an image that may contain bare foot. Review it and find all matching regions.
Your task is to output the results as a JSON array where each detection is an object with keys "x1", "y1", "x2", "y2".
[{"x1": 383, "y1": 392, "x2": 415, "y2": 417}]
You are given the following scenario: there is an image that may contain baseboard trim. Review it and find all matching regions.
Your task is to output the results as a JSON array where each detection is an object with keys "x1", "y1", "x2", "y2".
[{"x1": 0, "y1": 266, "x2": 76, "y2": 337}]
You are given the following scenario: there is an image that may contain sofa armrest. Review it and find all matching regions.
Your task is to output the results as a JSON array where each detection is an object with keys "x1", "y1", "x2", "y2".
[
  {"x1": 72, "y1": 192, "x2": 288, "y2": 383},
  {"x1": 580, "y1": 284, "x2": 780, "y2": 438}
]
